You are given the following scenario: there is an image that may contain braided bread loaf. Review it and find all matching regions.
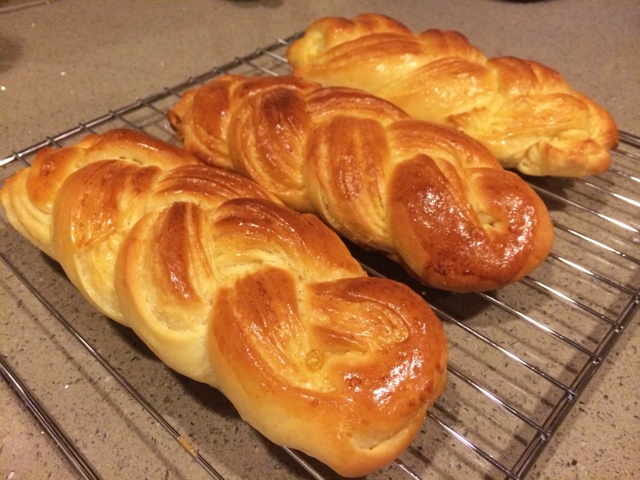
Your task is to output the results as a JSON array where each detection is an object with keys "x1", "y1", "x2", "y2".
[
  {"x1": 287, "y1": 13, "x2": 619, "y2": 177},
  {"x1": 0, "y1": 129, "x2": 448, "y2": 477},
  {"x1": 168, "y1": 75, "x2": 553, "y2": 292}
]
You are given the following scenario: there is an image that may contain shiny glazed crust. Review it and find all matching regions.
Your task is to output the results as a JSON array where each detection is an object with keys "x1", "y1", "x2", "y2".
[
  {"x1": 168, "y1": 75, "x2": 554, "y2": 292},
  {"x1": 287, "y1": 13, "x2": 619, "y2": 177},
  {"x1": 0, "y1": 129, "x2": 448, "y2": 478}
]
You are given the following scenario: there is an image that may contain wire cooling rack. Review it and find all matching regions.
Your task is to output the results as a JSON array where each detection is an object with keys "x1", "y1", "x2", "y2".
[{"x1": 1, "y1": 34, "x2": 639, "y2": 480}]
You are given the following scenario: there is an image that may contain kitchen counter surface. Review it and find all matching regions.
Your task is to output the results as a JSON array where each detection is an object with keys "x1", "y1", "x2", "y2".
[{"x1": 1, "y1": 1, "x2": 638, "y2": 479}]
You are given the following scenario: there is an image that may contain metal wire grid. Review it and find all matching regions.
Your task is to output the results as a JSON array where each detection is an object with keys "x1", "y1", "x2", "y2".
[{"x1": 1, "y1": 34, "x2": 639, "y2": 480}]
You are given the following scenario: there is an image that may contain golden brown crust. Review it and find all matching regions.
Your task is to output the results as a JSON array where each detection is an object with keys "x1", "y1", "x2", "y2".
[
  {"x1": 210, "y1": 268, "x2": 447, "y2": 477},
  {"x1": 0, "y1": 129, "x2": 448, "y2": 477},
  {"x1": 287, "y1": 13, "x2": 619, "y2": 177},
  {"x1": 168, "y1": 75, "x2": 553, "y2": 292}
]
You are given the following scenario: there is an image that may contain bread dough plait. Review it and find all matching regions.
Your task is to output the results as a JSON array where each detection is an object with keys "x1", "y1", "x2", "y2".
[
  {"x1": 287, "y1": 13, "x2": 619, "y2": 177},
  {"x1": 168, "y1": 75, "x2": 554, "y2": 293},
  {"x1": 0, "y1": 128, "x2": 448, "y2": 478}
]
